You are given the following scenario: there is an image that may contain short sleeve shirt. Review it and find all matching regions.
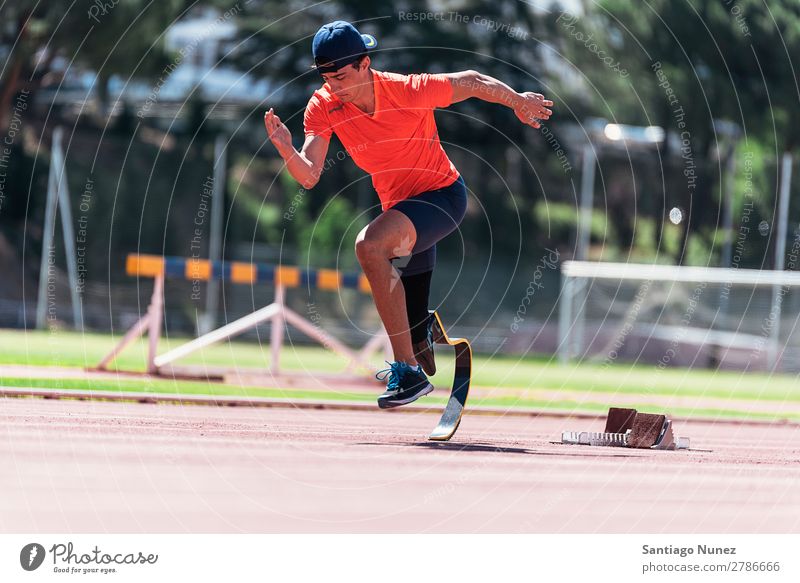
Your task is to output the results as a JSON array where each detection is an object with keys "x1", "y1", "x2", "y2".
[{"x1": 303, "y1": 69, "x2": 460, "y2": 210}]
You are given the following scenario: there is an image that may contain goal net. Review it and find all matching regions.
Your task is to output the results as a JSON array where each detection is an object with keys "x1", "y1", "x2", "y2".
[{"x1": 558, "y1": 261, "x2": 800, "y2": 372}]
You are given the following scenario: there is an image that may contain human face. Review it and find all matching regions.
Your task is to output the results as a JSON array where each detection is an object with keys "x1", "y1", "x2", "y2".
[{"x1": 320, "y1": 57, "x2": 370, "y2": 102}]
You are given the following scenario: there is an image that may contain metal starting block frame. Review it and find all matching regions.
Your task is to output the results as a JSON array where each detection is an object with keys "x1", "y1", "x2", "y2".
[{"x1": 562, "y1": 408, "x2": 690, "y2": 450}]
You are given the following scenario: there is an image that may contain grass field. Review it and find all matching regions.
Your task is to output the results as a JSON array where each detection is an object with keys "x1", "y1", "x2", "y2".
[{"x1": 1, "y1": 328, "x2": 799, "y2": 421}]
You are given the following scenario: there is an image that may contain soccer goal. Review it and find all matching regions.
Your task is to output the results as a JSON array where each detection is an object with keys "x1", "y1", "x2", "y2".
[{"x1": 558, "y1": 261, "x2": 800, "y2": 372}]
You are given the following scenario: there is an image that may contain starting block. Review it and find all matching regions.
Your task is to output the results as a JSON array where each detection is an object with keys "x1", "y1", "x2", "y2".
[{"x1": 562, "y1": 408, "x2": 690, "y2": 450}]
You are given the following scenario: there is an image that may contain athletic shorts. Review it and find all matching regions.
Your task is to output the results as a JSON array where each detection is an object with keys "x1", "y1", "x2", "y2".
[{"x1": 389, "y1": 175, "x2": 467, "y2": 276}]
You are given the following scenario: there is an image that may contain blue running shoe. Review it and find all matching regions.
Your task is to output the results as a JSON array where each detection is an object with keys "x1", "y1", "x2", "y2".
[{"x1": 375, "y1": 361, "x2": 434, "y2": 409}]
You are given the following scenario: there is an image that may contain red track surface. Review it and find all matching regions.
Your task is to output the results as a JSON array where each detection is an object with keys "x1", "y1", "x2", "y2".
[{"x1": 2, "y1": 397, "x2": 799, "y2": 533}]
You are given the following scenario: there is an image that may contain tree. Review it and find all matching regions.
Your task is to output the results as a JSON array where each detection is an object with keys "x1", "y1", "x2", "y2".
[
  {"x1": 558, "y1": 0, "x2": 800, "y2": 263},
  {"x1": 1, "y1": 0, "x2": 186, "y2": 125}
]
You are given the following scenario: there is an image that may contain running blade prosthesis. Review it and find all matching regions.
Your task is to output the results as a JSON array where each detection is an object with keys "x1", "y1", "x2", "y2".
[{"x1": 562, "y1": 408, "x2": 690, "y2": 450}]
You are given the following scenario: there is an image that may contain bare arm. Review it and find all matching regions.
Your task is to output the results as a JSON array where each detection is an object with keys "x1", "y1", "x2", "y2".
[
  {"x1": 264, "y1": 108, "x2": 329, "y2": 189},
  {"x1": 444, "y1": 70, "x2": 553, "y2": 129}
]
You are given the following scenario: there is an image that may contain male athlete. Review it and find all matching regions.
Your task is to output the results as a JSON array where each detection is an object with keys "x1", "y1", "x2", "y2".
[{"x1": 264, "y1": 21, "x2": 552, "y2": 408}]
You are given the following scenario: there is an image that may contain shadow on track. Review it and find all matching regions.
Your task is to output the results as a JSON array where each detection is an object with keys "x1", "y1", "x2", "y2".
[{"x1": 356, "y1": 441, "x2": 642, "y2": 458}]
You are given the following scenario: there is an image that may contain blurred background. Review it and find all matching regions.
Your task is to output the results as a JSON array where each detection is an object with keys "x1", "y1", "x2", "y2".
[{"x1": 2, "y1": 0, "x2": 800, "y2": 374}]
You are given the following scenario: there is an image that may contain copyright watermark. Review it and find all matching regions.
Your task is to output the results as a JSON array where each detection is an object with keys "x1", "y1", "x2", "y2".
[{"x1": 398, "y1": 11, "x2": 529, "y2": 41}]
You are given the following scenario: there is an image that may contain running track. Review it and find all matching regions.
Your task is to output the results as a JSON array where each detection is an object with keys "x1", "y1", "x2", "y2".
[{"x1": 2, "y1": 398, "x2": 799, "y2": 533}]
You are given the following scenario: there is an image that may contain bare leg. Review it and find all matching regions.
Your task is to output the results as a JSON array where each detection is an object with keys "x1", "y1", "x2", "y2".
[{"x1": 355, "y1": 209, "x2": 418, "y2": 366}]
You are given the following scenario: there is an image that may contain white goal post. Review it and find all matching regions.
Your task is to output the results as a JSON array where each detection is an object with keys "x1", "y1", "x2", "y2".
[{"x1": 558, "y1": 261, "x2": 800, "y2": 371}]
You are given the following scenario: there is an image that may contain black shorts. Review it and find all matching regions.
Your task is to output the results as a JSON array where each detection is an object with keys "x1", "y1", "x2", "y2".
[{"x1": 389, "y1": 175, "x2": 468, "y2": 276}]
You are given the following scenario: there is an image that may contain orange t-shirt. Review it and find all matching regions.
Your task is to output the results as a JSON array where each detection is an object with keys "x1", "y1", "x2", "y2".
[{"x1": 303, "y1": 69, "x2": 460, "y2": 210}]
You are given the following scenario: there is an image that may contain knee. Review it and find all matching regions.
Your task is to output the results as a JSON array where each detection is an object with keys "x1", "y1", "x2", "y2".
[{"x1": 355, "y1": 236, "x2": 383, "y2": 266}]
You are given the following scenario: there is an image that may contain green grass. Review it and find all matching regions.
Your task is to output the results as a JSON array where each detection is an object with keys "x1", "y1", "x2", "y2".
[
  {"x1": 0, "y1": 328, "x2": 349, "y2": 372},
  {"x1": 470, "y1": 354, "x2": 800, "y2": 402},
  {"x1": 4, "y1": 375, "x2": 797, "y2": 423},
  {"x1": 0, "y1": 375, "x2": 378, "y2": 403},
  {"x1": 2, "y1": 328, "x2": 799, "y2": 422}
]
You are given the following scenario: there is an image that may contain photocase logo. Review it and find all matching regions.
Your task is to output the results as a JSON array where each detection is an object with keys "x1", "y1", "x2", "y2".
[
  {"x1": 389, "y1": 234, "x2": 415, "y2": 291},
  {"x1": 20, "y1": 543, "x2": 46, "y2": 571}
]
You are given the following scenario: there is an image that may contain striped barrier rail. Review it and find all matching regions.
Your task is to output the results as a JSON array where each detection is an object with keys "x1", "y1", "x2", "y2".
[{"x1": 97, "y1": 254, "x2": 389, "y2": 376}]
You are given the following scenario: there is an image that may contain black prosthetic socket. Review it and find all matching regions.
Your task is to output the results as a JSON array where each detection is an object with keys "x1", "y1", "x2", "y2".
[{"x1": 401, "y1": 270, "x2": 433, "y2": 345}]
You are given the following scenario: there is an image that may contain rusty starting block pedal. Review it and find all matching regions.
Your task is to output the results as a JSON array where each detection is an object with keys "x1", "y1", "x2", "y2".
[{"x1": 562, "y1": 407, "x2": 690, "y2": 450}]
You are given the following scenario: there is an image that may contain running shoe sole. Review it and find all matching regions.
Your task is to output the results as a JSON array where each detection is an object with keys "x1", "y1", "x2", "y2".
[{"x1": 377, "y1": 382, "x2": 434, "y2": 409}]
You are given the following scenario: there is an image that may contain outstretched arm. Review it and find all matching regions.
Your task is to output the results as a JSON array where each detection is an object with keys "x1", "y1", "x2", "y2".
[
  {"x1": 264, "y1": 108, "x2": 329, "y2": 189},
  {"x1": 445, "y1": 70, "x2": 553, "y2": 129}
]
